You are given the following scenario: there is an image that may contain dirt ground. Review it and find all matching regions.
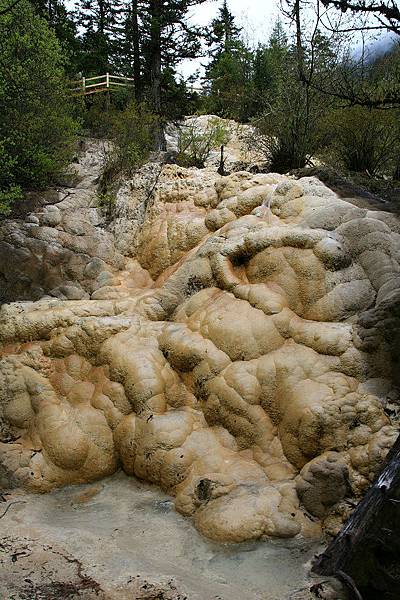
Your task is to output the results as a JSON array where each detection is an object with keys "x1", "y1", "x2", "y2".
[{"x1": 0, "y1": 472, "x2": 329, "y2": 600}]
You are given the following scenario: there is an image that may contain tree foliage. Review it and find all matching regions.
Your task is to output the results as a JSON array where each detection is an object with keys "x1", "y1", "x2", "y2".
[
  {"x1": 176, "y1": 117, "x2": 230, "y2": 168},
  {"x1": 0, "y1": 0, "x2": 77, "y2": 214},
  {"x1": 30, "y1": 0, "x2": 80, "y2": 74},
  {"x1": 204, "y1": 1, "x2": 253, "y2": 121},
  {"x1": 75, "y1": 0, "x2": 123, "y2": 74},
  {"x1": 1, "y1": 0, "x2": 400, "y2": 216}
]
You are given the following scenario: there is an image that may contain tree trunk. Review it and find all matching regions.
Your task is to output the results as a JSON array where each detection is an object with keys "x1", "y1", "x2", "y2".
[
  {"x1": 394, "y1": 157, "x2": 400, "y2": 181},
  {"x1": 98, "y1": 0, "x2": 108, "y2": 73},
  {"x1": 131, "y1": 0, "x2": 141, "y2": 102},
  {"x1": 149, "y1": 0, "x2": 165, "y2": 150},
  {"x1": 312, "y1": 433, "x2": 400, "y2": 600}
]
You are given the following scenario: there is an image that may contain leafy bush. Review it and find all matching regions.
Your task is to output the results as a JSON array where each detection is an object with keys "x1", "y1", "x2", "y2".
[
  {"x1": 250, "y1": 80, "x2": 328, "y2": 173},
  {"x1": 0, "y1": 0, "x2": 78, "y2": 215},
  {"x1": 323, "y1": 107, "x2": 400, "y2": 176},
  {"x1": 0, "y1": 140, "x2": 22, "y2": 214},
  {"x1": 79, "y1": 88, "x2": 134, "y2": 138},
  {"x1": 80, "y1": 97, "x2": 116, "y2": 139},
  {"x1": 96, "y1": 190, "x2": 116, "y2": 221},
  {"x1": 100, "y1": 101, "x2": 159, "y2": 190},
  {"x1": 0, "y1": 186, "x2": 23, "y2": 216},
  {"x1": 176, "y1": 117, "x2": 230, "y2": 168}
]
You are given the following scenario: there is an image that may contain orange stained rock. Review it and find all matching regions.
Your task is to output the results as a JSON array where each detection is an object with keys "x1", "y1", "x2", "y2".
[{"x1": 0, "y1": 168, "x2": 399, "y2": 542}]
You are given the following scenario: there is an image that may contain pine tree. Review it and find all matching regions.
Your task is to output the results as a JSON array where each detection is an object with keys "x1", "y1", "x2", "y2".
[
  {"x1": 136, "y1": 0, "x2": 207, "y2": 147},
  {"x1": 207, "y1": 0, "x2": 241, "y2": 57},
  {"x1": 204, "y1": 1, "x2": 252, "y2": 121},
  {"x1": 75, "y1": 0, "x2": 123, "y2": 74},
  {"x1": 73, "y1": 0, "x2": 206, "y2": 132},
  {"x1": 126, "y1": 0, "x2": 141, "y2": 100},
  {"x1": 252, "y1": 20, "x2": 289, "y2": 112}
]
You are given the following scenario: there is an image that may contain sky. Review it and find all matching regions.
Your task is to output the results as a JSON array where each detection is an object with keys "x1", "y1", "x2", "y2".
[
  {"x1": 179, "y1": 0, "x2": 280, "y2": 78},
  {"x1": 187, "y1": 0, "x2": 279, "y2": 42},
  {"x1": 180, "y1": 0, "x2": 398, "y2": 79}
]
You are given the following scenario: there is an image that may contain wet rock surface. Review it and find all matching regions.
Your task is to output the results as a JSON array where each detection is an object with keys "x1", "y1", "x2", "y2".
[
  {"x1": 0, "y1": 140, "x2": 399, "y2": 555},
  {"x1": 0, "y1": 472, "x2": 322, "y2": 600}
]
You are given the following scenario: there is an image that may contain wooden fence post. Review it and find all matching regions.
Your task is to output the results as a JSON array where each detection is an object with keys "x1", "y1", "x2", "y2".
[
  {"x1": 82, "y1": 76, "x2": 86, "y2": 94},
  {"x1": 106, "y1": 73, "x2": 110, "y2": 110}
]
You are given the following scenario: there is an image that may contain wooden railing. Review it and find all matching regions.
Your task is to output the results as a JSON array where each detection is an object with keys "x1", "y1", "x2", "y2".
[
  {"x1": 70, "y1": 73, "x2": 204, "y2": 96},
  {"x1": 70, "y1": 73, "x2": 135, "y2": 96}
]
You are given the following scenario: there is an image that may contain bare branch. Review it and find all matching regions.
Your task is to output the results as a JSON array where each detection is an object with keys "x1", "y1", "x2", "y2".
[{"x1": 320, "y1": 0, "x2": 400, "y2": 35}]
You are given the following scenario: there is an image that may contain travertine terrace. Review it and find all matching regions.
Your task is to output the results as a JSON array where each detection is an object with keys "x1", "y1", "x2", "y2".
[{"x1": 1, "y1": 140, "x2": 399, "y2": 543}]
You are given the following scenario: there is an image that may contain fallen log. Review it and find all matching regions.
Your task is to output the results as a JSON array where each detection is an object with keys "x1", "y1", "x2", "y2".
[{"x1": 312, "y1": 432, "x2": 400, "y2": 599}]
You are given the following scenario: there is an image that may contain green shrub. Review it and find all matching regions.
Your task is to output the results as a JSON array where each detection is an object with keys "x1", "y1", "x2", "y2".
[
  {"x1": 80, "y1": 97, "x2": 116, "y2": 139},
  {"x1": 176, "y1": 117, "x2": 230, "y2": 168},
  {"x1": 78, "y1": 87, "x2": 135, "y2": 138},
  {"x1": 0, "y1": 186, "x2": 23, "y2": 216},
  {"x1": 96, "y1": 190, "x2": 116, "y2": 221},
  {"x1": 100, "y1": 101, "x2": 159, "y2": 191},
  {"x1": 251, "y1": 85, "x2": 327, "y2": 173},
  {"x1": 0, "y1": 140, "x2": 22, "y2": 214},
  {"x1": 323, "y1": 107, "x2": 400, "y2": 176},
  {"x1": 0, "y1": 0, "x2": 78, "y2": 213}
]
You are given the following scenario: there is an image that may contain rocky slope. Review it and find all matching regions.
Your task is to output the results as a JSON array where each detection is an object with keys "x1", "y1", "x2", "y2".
[
  {"x1": 0, "y1": 140, "x2": 151, "y2": 303},
  {"x1": 0, "y1": 138, "x2": 399, "y2": 544}
]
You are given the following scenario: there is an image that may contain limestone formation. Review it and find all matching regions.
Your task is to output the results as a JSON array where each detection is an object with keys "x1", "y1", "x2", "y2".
[
  {"x1": 0, "y1": 140, "x2": 151, "y2": 304},
  {"x1": 1, "y1": 144, "x2": 399, "y2": 543},
  {"x1": 165, "y1": 115, "x2": 264, "y2": 172}
]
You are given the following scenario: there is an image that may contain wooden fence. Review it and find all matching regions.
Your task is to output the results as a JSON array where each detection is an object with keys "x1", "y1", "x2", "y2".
[
  {"x1": 70, "y1": 73, "x2": 204, "y2": 96},
  {"x1": 70, "y1": 73, "x2": 135, "y2": 96}
]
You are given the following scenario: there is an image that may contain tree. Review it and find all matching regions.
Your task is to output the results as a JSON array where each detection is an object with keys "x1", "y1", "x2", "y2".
[
  {"x1": 204, "y1": 1, "x2": 253, "y2": 121},
  {"x1": 71, "y1": 0, "x2": 205, "y2": 145},
  {"x1": 205, "y1": 40, "x2": 254, "y2": 120},
  {"x1": 75, "y1": 0, "x2": 123, "y2": 74},
  {"x1": 207, "y1": 0, "x2": 242, "y2": 56},
  {"x1": 287, "y1": 0, "x2": 400, "y2": 108},
  {"x1": 121, "y1": 0, "x2": 142, "y2": 100},
  {"x1": 251, "y1": 10, "x2": 335, "y2": 171},
  {"x1": 329, "y1": 43, "x2": 400, "y2": 108},
  {"x1": 30, "y1": 0, "x2": 81, "y2": 74},
  {"x1": 137, "y1": 0, "x2": 207, "y2": 148},
  {"x1": 252, "y1": 20, "x2": 289, "y2": 114},
  {"x1": 0, "y1": 0, "x2": 77, "y2": 214}
]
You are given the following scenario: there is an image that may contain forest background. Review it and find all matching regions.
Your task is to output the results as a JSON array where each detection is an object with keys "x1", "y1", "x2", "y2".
[{"x1": 0, "y1": 0, "x2": 399, "y2": 214}]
